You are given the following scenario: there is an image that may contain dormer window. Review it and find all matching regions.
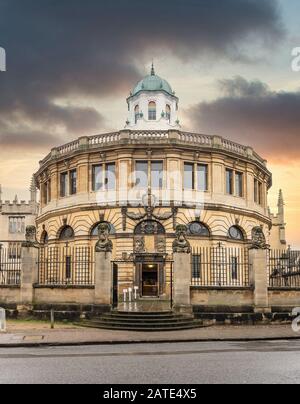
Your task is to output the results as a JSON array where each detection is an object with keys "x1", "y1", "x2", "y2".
[
  {"x1": 148, "y1": 102, "x2": 156, "y2": 121},
  {"x1": 134, "y1": 105, "x2": 140, "y2": 124},
  {"x1": 166, "y1": 105, "x2": 171, "y2": 122}
]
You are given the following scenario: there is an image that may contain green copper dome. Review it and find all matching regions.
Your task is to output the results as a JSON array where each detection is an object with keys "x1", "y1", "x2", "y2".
[{"x1": 131, "y1": 65, "x2": 174, "y2": 97}]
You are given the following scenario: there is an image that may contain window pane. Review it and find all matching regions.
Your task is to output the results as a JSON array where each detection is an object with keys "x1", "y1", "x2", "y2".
[
  {"x1": 226, "y1": 169, "x2": 233, "y2": 195},
  {"x1": 198, "y1": 165, "x2": 208, "y2": 191},
  {"x1": 184, "y1": 163, "x2": 194, "y2": 190},
  {"x1": 254, "y1": 179, "x2": 258, "y2": 203},
  {"x1": 69, "y1": 170, "x2": 77, "y2": 195},
  {"x1": 106, "y1": 163, "x2": 116, "y2": 190},
  {"x1": 235, "y1": 172, "x2": 243, "y2": 197},
  {"x1": 148, "y1": 102, "x2": 156, "y2": 120},
  {"x1": 93, "y1": 165, "x2": 103, "y2": 191},
  {"x1": 258, "y1": 182, "x2": 263, "y2": 205},
  {"x1": 151, "y1": 161, "x2": 163, "y2": 189},
  {"x1": 60, "y1": 173, "x2": 68, "y2": 197},
  {"x1": 136, "y1": 161, "x2": 148, "y2": 188}
]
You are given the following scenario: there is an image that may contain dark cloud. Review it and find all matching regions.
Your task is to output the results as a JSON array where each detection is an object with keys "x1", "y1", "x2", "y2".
[
  {"x1": 0, "y1": 0, "x2": 284, "y2": 150},
  {"x1": 187, "y1": 76, "x2": 300, "y2": 162}
]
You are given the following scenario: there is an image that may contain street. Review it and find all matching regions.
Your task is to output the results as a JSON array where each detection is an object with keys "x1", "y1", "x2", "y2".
[{"x1": 0, "y1": 340, "x2": 300, "y2": 384}]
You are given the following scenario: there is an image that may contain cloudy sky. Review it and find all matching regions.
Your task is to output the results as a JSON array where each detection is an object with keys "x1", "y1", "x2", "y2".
[{"x1": 0, "y1": 0, "x2": 300, "y2": 246}]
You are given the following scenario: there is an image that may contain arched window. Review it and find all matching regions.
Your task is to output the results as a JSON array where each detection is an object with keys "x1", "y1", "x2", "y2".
[
  {"x1": 187, "y1": 222, "x2": 210, "y2": 237},
  {"x1": 134, "y1": 220, "x2": 165, "y2": 235},
  {"x1": 228, "y1": 226, "x2": 244, "y2": 241},
  {"x1": 59, "y1": 226, "x2": 74, "y2": 241},
  {"x1": 91, "y1": 222, "x2": 116, "y2": 236},
  {"x1": 166, "y1": 105, "x2": 171, "y2": 122},
  {"x1": 148, "y1": 102, "x2": 156, "y2": 121},
  {"x1": 41, "y1": 231, "x2": 49, "y2": 244},
  {"x1": 134, "y1": 105, "x2": 140, "y2": 124}
]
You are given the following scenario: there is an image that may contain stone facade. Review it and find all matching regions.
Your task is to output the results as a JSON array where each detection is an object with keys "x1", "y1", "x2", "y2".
[{"x1": 0, "y1": 181, "x2": 38, "y2": 250}]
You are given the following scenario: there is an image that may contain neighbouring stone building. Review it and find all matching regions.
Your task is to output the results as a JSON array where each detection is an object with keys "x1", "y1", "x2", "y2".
[
  {"x1": 0, "y1": 66, "x2": 296, "y2": 322},
  {"x1": 0, "y1": 181, "x2": 38, "y2": 255}
]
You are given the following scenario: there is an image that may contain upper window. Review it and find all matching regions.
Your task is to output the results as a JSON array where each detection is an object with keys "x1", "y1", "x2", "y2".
[
  {"x1": 134, "y1": 105, "x2": 140, "y2": 124},
  {"x1": 60, "y1": 172, "x2": 68, "y2": 198},
  {"x1": 69, "y1": 170, "x2": 77, "y2": 195},
  {"x1": 254, "y1": 179, "x2": 263, "y2": 205},
  {"x1": 148, "y1": 102, "x2": 156, "y2": 120},
  {"x1": 151, "y1": 161, "x2": 163, "y2": 189},
  {"x1": 235, "y1": 172, "x2": 244, "y2": 198},
  {"x1": 136, "y1": 161, "x2": 148, "y2": 188},
  {"x1": 184, "y1": 163, "x2": 194, "y2": 190},
  {"x1": 228, "y1": 226, "x2": 244, "y2": 241},
  {"x1": 92, "y1": 163, "x2": 116, "y2": 191},
  {"x1": 226, "y1": 169, "x2": 234, "y2": 195},
  {"x1": 226, "y1": 169, "x2": 244, "y2": 197},
  {"x1": 166, "y1": 105, "x2": 171, "y2": 122},
  {"x1": 197, "y1": 165, "x2": 208, "y2": 192}
]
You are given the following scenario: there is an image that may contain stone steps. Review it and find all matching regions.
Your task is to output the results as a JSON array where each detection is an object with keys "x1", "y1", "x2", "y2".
[{"x1": 77, "y1": 310, "x2": 204, "y2": 332}]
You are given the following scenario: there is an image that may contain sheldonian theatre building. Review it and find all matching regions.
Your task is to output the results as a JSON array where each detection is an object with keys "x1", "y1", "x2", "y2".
[{"x1": 1, "y1": 66, "x2": 298, "y2": 329}]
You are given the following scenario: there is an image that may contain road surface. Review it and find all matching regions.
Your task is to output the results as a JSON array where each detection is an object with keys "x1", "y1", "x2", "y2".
[{"x1": 0, "y1": 340, "x2": 300, "y2": 384}]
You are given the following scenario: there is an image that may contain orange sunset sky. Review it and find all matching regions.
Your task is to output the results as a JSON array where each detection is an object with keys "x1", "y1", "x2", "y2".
[{"x1": 0, "y1": 0, "x2": 300, "y2": 246}]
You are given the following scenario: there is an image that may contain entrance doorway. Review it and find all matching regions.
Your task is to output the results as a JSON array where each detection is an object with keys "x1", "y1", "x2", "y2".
[{"x1": 142, "y1": 264, "x2": 159, "y2": 297}]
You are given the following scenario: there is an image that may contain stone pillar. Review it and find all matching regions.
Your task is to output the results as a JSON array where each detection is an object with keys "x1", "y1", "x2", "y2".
[
  {"x1": 94, "y1": 251, "x2": 112, "y2": 308},
  {"x1": 94, "y1": 223, "x2": 113, "y2": 311},
  {"x1": 173, "y1": 252, "x2": 192, "y2": 314},
  {"x1": 249, "y1": 249, "x2": 270, "y2": 313},
  {"x1": 249, "y1": 227, "x2": 271, "y2": 313},
  {"x1": 172, "y1": 225, "x2": 192, "y2": 314},
  {"x1": 19, "y1": 226, "x2": 39, "y2": 313}
]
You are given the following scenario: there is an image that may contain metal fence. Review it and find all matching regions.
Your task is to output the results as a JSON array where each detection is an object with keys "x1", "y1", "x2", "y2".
[
  {"x1": 191, "y1": 246, "x2": 250, "y2": 287},
  {"x1": 38, "y1": 245, "x2": 95, "y2": 286},
  {"x1": 0, "y1": 246, "x2": 21, "y2": 285},
  {"x1": 269, "y1": 249, "x2": 300, "y2": 288}
]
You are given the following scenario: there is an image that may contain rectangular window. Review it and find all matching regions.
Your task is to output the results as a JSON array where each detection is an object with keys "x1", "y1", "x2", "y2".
[
  {"x1": 60, "y1": 172, "x2": 68, "y2": 197},
  {"x1": 258, "y1": 182, "x2": 263, "y2": 205},
  {"x1": 69, "y1": 170, "x2": 77, "y2": 195},
  {"x1": 47, "y1": 180, "x2": 51, "y2": 203},
  {"x1": 192, "y1": 254, "x2": 201, "y2": 279},
  {"x1": 184, "y1": 163, "x2": 194, "y2": 190},
  {"x1": 105, "y1": 163, "x2": 116, "y2": 190},
  {"x1": 8, "y1": 217, "x2": 25, "y2": 234},
  {"x1": 231, "y1": 257, "x2": 238, "y2": 281},
  {"x1": 254, "y1": 179, "x2": 263, "y2": 205},
  {"x1": 136, "y1": 161, "x2": 148, "y2": 188},
  {"x1": 235, "y1": 172, "x2": 243, "y2": 197},
  {"x1": 254, "y1": 179, "x2": 258, "y2": 203},
  {"x1": 42, "y1": 182, "x2": 48, "y2": 205},
  {"x1": 197, "y1": 164, "x2": 208, "y2": 192},
  {"x1": 226, "y1": 169, "x2": 234, "y2": 195},
  {"x1": 92, "y1": 165, "x2": 103, "y2": 192},
  {"x1": 151, "y1": 161, "x2": 163, "y2": 189}
]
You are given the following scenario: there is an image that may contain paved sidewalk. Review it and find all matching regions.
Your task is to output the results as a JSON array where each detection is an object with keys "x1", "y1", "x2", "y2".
[{"x1": 0, "y1": 323, "x2": 300, "y2": 347}]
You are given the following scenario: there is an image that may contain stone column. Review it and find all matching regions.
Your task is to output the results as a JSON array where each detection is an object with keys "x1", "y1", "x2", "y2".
[
  {"x1": 94, "y1": 223, "x2": 113, "y2": 311},
  {"x1": 19, "y1": 226, "x2": 39, "y2": 313},
  {"x1": 172, "y1": 225, "x2": 192, "y2": 314},
  {"x1": 94, "y1": 251, "x2": 112, "y2": 308},
  {"x1": 249, "y1": 249, "x2": 270, "y2": 313},
  {"x1": 249, "y1": 226, "x2": 270, "y2": 313}
]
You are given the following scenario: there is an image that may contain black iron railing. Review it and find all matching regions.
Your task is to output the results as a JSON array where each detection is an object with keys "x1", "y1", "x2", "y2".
[
  {"x1": 38, "y1": 245, "x2": 95, "y2": 286},
  {"x1": 191, "y1": 246, "x2": 250, "y2": 287},
  {"x1": 0, "y1": 246, "x2": 21, "y2": 285},
  {"x1": 269, "y1": 249, "x2": 300, "y2": 288}
]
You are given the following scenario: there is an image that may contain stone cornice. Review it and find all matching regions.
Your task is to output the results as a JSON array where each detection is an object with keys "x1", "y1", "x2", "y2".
[{"x1": 35, "y1": 130, "x2": 272, "y2": 186}]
